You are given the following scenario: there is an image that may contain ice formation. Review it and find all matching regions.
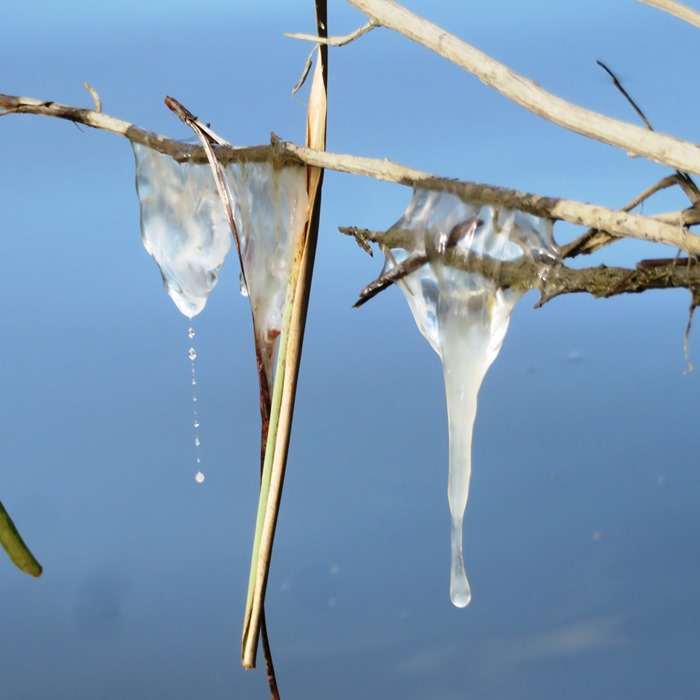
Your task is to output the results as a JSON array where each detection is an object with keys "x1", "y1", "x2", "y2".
[
  {"x1": 225, "y1": 161, "x2": 309, "y2": 387},
  {"x1": 133, "y1": 146, "x2": 307, "y2": 489},
  {"x1": 133, "y1": 144, "x2": 308, "y2": 385},
  {"x1": 133, "y1": 143, "x2": 232, "y2": 318},
  {"x1": 383, "y1": 189, "x2": 559, "y2": 607}
]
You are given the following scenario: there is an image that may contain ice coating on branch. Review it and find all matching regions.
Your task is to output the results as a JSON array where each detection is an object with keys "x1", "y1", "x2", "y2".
[
  {"x1": 384, "y1": 189, "x2": 559, "y2": 607},
  {"x1": 133, "y1": 143, "x2": 308, "y2": 382},
  {"x1": 225, "y1": 162, "x2": 309, "y2": 387},
  {"x1": 133, "y1": 144, "x2": 231, "y2": 318}
]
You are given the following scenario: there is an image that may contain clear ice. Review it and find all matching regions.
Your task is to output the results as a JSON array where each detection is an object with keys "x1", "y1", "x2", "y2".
[
  {"x1": 133, "y1": 143, "x2": 232, "y2": 318},
  {"x1": 383, "y1": 189, "x2": 559, "y2": 607},
  {"x1": 133, "y1": 145, "x2": 309, "y2": 483},
  {"x1": 133, "y1": 143, "x2": 308, "y2": 363},
  {"x1": 225, "y1": 162, "x2": 309, "y2": 388}
]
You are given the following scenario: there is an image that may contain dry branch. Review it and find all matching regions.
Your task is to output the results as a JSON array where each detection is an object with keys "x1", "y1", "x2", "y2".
[
  {"x1": 345, "y1": 0, "x2": 700, "y2": 176},
  {"x1": 2, "y1": 93, "x2": 699, "y2": 258},
  {"x1": 342, "y1": 226, "x2": 700, "y2": 307}
]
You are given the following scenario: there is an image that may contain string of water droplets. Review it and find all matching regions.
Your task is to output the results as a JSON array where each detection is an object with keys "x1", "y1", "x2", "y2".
[{"x1": 188, "y1": 326, "x2": 205, "y2": 484}]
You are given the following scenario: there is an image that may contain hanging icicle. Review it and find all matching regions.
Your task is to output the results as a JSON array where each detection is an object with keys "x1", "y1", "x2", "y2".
[
  {"x1": 383, "y1": 189, "x2": 560, "y2": 607},
  {"x1": 133, "y1": 143, "x2": 232, "y2": 318}
]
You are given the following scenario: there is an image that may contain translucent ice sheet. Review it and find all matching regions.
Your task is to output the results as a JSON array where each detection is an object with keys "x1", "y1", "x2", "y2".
[
  {"x1": 384, "y1": 189, "x2": 559, "y2": 607},
  {"x1": 133, "y1": 144, "x2": 232, "y2": 318},
  {"x1": 225, "y1": 162, "x2": 309, "y2": 387}
]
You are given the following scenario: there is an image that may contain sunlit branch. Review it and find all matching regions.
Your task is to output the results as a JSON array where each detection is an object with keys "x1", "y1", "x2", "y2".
[
  {"x1": 345, "y1": 0, "x2": 700, "y2": 176},
  {"x1": 1, "y1": 93, "x2": 698, "y2": 258}
]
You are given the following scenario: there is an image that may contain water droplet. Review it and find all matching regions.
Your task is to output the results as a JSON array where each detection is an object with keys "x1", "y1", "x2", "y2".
[
  {"x1": 195, "y1": 471, "x2": 205, "y2": 484},
  {"x1": 239, "y1": 271, "x2": 249, "y2": 298},
  {"x1": 187, "y1": 325, "x2": 204, "y2": 481}
]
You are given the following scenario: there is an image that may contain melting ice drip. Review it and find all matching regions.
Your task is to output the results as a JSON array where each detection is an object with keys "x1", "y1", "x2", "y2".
[
  {"x1": 383, "y1": 189, "x2": 559, "y2": 607},
  {"x1": 133, "y1": 144, "x2": 232, "y2": 483},
  {"x1": 188, "y1": 328, "x2": 204, "y2": 483},
  {"x1": 133, "y1": 144, "x2": 308, "y2": 477},
  {"x1": 132, "y1": 144, "x2": 232, "y2": 317}
]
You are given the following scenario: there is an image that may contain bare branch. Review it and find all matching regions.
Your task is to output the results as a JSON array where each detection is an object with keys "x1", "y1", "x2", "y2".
[
  {"x1": 639, "y1": 0, "x2": 700, "y2": 29},
  {"x1": 286, "y1": 20, "x2": 377, "y2": 46},
  {"x1": 2, "y1": 92, "x2": 700, "y2": 255},
  {"x1": 342, "y1": 225, "x2": 700, "y2": 306},
  {"x1": 346, "y1": 0, "x2": 700, "y2": 176}
]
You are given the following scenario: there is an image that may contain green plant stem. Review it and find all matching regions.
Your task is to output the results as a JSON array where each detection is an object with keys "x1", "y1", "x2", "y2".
[{"x1": 0, "y1": 500, "x2": 42, "y2": 577}]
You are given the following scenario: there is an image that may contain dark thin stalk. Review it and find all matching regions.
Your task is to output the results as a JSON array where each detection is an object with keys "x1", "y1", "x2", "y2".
[{"x1": 596, "y1": 60, "x2": 653, "y2": 130}]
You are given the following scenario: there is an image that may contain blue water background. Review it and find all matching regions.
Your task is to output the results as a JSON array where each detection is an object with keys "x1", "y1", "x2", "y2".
[{"x1": 1, "y1": 2, "x2": 699, "y2": 698}]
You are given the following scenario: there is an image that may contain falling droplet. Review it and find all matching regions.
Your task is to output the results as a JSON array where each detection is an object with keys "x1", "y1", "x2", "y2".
[{"x1": 187, "y1": 325, "x2": 204, "y2": 485}]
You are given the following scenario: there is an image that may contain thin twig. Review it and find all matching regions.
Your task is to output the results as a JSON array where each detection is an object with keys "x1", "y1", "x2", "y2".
[
  {"x1": 351, "y1": 217, "x2": 481, "y2": 306},
  {"x1": 289, "y1": 20, "x2": 376, "y2": 93},
  {"x1": 355, "y1": 252, "x2": 428, "y2": 306},
  {"x1": 286, "y1": 20, "x2": 377, "y2": 46},
  {"x1": 596, "y1": 60, "x2": 653, "y2": 130}
]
